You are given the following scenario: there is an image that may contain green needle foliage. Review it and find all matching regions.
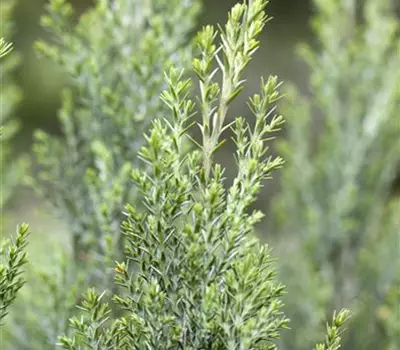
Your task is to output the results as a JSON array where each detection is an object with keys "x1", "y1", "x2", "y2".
[
  {"x1": 0, "y1": 224, "x2": 29, "y2": 326},
  {"x1": 56, "y1": 1, "x2": 348, "y2": 349},
  {"x1": 0, "y1": 0, "x2": 27, "y2": 213},
  {"x1": 313, "y1": 309, "x2": 351, "y2": 350},
  {"x1": 270, "y1": 0, "x2": 400, "y2": 349}
]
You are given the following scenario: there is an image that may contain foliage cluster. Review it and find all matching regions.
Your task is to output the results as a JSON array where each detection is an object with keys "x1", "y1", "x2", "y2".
[
  {"x1": 0, "y1": 224, "x2": 29, "y2": 326},
  {"x1": 2, "y1": 0, "x2": 398, "y2": 349},
  {"x1": 59, "y1": 0, "x2": 291, "y2": 345},
  {"x1": 32, "y1": 0, "x2": 201, "y2": 266},
  {"x1": 5, "y1": 0, "x2": 203, "y2": 347}
]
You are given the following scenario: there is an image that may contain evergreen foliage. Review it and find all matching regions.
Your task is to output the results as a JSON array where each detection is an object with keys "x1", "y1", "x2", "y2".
[
  {"x1": 32, "y1": 0, "x2": 201, "y2": 267},
  {"x1": 0, "y1": 223, "x2": 29, "y2": 326},
  {"x1": 1, "y1": 0, "x2": 367, "y2": 348},
  {"x1": 57, "y1": 1, "x2": 348, "y2": 348},
  {"x1": 313, "y1": 309, "x2": 350, "y2": 350},
  {"x1": 5, "y1": 1, "x2": 200, "y2": 347},
  {"x1": 270, "y1": 0, "x2": 400, "y2": 349}
]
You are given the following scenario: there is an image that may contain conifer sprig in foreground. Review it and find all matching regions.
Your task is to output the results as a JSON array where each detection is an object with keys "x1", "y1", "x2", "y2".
[
  {"x1": 6, "y1": 1, "x2": 200, "y2": 347},
  {"x1": 0, "y1": 37, "x2": 13, "y2": 58},
  {"x1": 59, "y1": 1, "x2": 349, "y2": 349}
]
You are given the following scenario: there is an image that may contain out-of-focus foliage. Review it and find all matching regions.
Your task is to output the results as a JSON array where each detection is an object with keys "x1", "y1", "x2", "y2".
[
  {"x1": 0, "y1": 0, "x2": 27, "y2": 212},
  {"x1": 0, "y1": 224, "x2": 29, "y2": 326},
  {"x1": 270, "y1": 0, "x2": 400, "y2": 349},
  {"x1": 5, "y1": 0, "x2": 201, "y2": 348}
]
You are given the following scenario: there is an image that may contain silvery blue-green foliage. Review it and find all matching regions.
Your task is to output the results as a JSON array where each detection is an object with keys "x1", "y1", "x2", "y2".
[
  {"x1": 0, "y1": 224, "x2": 29, "y2": 326},
  {"x1": 59, "y1": 1, "x2": 349, "y2": 349},
  {"x1": 32, "y1": 0, "x2": 201, "y2": 266},
  {"x1": 0, "y1": 0, "x2": 27, "y2": 212},
  {"x1": 270, "y1": 0, "x2": 400, "y2": 349},
  {"x1": 313, "y1": 309, "x2": 351, "y2": 350}
]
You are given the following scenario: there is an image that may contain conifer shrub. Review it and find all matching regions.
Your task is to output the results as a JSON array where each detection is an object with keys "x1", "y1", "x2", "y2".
[
  {"x1": 5, "y1": 0, "x2": 200, "y2": 347},
  {"x1": 2, "y1": 0, "x2": 353, "y2": 348},
  {"x1": 269, "y1": 0, "x2": 400, "y2": 349},
  {"x1": 57, "y1": 1, "x2": 349, "y2": 348}
]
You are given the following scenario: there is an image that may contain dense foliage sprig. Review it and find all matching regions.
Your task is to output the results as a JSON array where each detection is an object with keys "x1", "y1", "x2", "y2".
[
  {"x1": 58, "y1": 1, "x2": 349, "y2": 349},
  {"x1": 313, "y1": 309, "x2": 351, "y2": 350},
  {"x1": 0, "y1": 224, "x2": 29, "y2": 325},
  {"x1": 6, "y1": 0, "x2": 201, "y2": 348}
]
